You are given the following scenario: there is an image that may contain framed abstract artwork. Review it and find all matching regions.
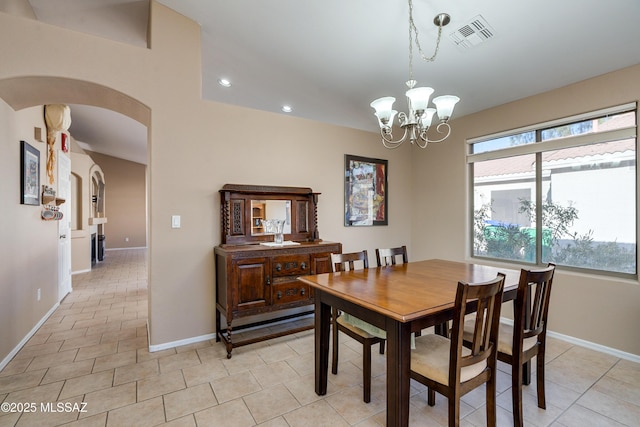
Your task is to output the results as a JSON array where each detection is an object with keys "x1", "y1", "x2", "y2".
[
  {"x1": 344, "y1": 154, "x2": 388, "y2": 226},
  {"x1": 21, "y1": 141, "x2": 40, "y2": 205}
]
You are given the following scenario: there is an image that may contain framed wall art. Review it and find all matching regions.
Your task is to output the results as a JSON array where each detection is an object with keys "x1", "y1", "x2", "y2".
[
  {"x1": 20, "y1": 140, "x2": 40, "y2": 205},
  {"x1": 344, "y1": 154, "x2": 388, "y2": 226}
]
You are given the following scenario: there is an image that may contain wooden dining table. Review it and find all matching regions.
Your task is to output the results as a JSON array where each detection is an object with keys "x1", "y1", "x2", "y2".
[{"x1": 297, "y1": 258, "x2": 522, "y2": 427}]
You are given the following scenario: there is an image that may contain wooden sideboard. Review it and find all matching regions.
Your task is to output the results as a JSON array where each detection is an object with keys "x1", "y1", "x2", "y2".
[{"x1": 214, "y1": 184, "x2": 341, "y2": 358}]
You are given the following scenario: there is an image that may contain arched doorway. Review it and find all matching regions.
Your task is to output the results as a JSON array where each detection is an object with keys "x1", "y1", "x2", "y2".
[
  {"x1": 0, "y1": 75, "x2": 151, "y2": 294},
  {"x1": 0, "y1": 76, "x2": 150, "y2": 125}
]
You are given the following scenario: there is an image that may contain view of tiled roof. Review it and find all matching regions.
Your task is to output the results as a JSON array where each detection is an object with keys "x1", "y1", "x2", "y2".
[{"x1": 474, "y1": 113, "x2": 636, "y2": 179}]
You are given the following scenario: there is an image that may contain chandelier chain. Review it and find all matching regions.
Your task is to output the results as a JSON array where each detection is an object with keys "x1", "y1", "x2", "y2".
[{"x1": 407, "y1": 0, "x2": 444, "y2": 82}]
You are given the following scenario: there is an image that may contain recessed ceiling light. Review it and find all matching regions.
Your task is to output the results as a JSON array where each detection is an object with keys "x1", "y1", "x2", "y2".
[
  {"x1": 282, "y1": 105, "x2": 292, "y2": 113},
  {"x1": 218, "y1": 78, "x2": 231, "y2": 87}
]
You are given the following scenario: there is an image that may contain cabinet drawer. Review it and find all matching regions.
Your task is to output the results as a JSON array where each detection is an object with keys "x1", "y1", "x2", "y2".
[
  {"x1": 272, "y1": 254, "x2": 311, "y2": 277},
  {"x1": 272, "y1": 282, "x2": 310, "y2": 305}
]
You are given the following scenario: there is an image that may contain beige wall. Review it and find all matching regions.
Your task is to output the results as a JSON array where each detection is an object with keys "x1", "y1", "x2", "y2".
[
  {"x1": 69, "y1": 151, "x2": 97, "y2": 273},
  {"x1": 0, "y1": 102, "x2": 60, "y2": 362},
  {"x1": 88, "y1": 152, "x2": 147, "y2": 249},
  {"x1": 411, "y1": 64, "x2": 640, "y2": 356},
  {"x1": 0, "y1": 2, "x2": 637, "y2": 363}
]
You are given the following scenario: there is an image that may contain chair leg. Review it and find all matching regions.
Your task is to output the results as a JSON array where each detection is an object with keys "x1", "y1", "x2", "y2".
[
  {"x1": 435, "y1": 321, "x2": 449, "y2": 337},
  {"x1": 537, "y1": 353, "x2": 547, "y2": 409},
  {"x1": 487, "y1": 373, "x2": 497, "y2": 427},
  {"x1": 448, "y1": 393, "x2": 461, "y2": 427},
  {"x1": 363, "y1": 341, "x2": 372, "y2": 403},
  {"x1": 522, "y1": 361, "x2": 531, "y2": 385},
  {"x1": 379, "y1": 340, "x2": 385, "y2": 355},
  {"x1": 427, "y1": 388, "x2": 436, "y2": 406},
  {"x1": 512, "y1": 362, "x2": 524, "y2": 427},
  {"x1": 331, "y1": 310, "x2": 339, "y2": 375}
]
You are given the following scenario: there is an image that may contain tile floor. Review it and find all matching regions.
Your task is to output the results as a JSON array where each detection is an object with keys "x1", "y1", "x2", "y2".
[{"x1": 1, "y1": 248, "x2": 639, "y2": 426}]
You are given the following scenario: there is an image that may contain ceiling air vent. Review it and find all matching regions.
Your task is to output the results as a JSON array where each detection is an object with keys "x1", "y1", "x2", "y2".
[{"x1": 450, "y1": 15, "x2": 495, "y2": 50}]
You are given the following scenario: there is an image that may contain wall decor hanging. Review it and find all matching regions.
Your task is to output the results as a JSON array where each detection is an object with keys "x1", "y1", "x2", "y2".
[
  {"x1": 44, "y1": 104, "x2": 71, "y2": 184},
  {"x1": 344, "y1": 154, "x2": 388, "y2": 226},
  {"x1": 20, "y1": 140, "x2": 40, "y2": 206}
]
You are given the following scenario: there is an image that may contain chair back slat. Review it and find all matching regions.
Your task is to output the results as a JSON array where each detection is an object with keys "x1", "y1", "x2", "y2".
[
  {"x1": 478, "y1": 297, "x2": 495, "y2": 354},
  {"x1": 375, "y1": 246, "x2": 408, "y2": 267},
  {"x1": 331, "y1": 251, "x2": 369, "y2": 272},
  {"x1": 450, "y1": 273, "x2": 505, "y2": 374}
]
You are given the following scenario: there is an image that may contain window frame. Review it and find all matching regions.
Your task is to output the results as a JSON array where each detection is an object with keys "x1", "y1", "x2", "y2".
[{"x1": 467, "y1": 102, "x2": 638, "y2": 278}]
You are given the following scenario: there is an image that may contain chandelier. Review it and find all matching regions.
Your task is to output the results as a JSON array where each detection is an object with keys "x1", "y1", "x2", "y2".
[{"x1": 370, "y1": 0, "x2": 459, "y2": 149}]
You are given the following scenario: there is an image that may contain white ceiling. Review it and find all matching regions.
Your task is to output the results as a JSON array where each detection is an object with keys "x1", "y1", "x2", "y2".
[{"x1": 26, "y1": 0, "x2": 640, "y2": 164}]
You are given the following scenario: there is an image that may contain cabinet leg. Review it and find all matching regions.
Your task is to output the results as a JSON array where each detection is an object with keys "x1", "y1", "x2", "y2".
[
  {"x1": 226, "y1": 321, "x2": 233, "y2": 359},
  {"x1": 215, "y1": 310, "x2": 221, "y2": 343}
]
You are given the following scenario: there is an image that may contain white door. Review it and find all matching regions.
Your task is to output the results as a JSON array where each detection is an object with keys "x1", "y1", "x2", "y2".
[{"x1": 58, "y1": 150, "x2": 72, "y2": 301}]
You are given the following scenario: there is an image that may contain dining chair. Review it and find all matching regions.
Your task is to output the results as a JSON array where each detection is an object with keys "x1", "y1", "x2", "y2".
[
  {"x1": 464, "y1": 264, "x2": 556, "y2": 427},
  {"x1": 375, "y1": 245, "x2": 408, "y2": 267},
  {"x1": 330, "y1": 250, "x2": 385, "y2": 403},
  {"x1": 411, "y1": 273, "x2": 506, "y2": 427}
]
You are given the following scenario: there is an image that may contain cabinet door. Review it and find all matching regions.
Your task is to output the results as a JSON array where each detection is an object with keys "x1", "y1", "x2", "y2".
[
  {"x1": 233, "y1": 257, "x2": 271, "y2": 311},
  {"x1": 310, "y1": 252, "x2": 334, "y2": 275}
]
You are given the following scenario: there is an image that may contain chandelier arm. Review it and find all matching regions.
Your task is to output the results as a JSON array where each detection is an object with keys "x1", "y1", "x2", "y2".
[
  {"x1": 419, "y1": 122, "x2": 452, "y2": 144},
  {"x1": 414, "y1": 137, "x2": 429, "y2": 149},
  {"x1": 380, "y1": 127, "x2": 410, "y2": 149}
]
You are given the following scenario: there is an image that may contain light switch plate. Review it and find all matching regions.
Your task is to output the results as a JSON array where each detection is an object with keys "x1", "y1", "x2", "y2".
[{"x1": 171, "y1": 215, "x2": 181, "y2": 228}]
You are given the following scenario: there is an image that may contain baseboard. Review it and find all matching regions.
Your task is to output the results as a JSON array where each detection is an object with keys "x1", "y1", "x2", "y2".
[
  {"x1": 147, "y1": 312, "x2": 314, "y2": 353},
  {"x1": 500, "y1": 317, "x2": 640, "y2": 363},
  {"x1": 106, "y1": 247, "x2": 147, "y2": 251},
  {"x1": 546, "y1": 330, "x2": 640, "y2": 363},
  {"x1": 148, "y1": 332, "x2": 217, "y2": 353},
  {"x1": 72, "y1": 268, "x2": 91, "y2": 275},
  {"x1": 0, "y1": 302, "x2": 60, "y2": 371}
]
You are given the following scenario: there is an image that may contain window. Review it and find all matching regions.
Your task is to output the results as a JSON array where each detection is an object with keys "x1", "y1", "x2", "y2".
[{"x1": 469, "y1": 104, "x2": 637, "y2": 276}]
